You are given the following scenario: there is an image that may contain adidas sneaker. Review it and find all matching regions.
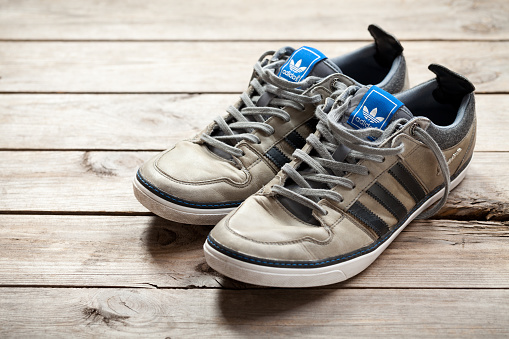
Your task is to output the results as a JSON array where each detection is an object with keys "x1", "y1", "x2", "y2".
[
  {"x1": 133, "y1": 25, "x2": 409, "y2": 225},
  {"x1": 204, "y1": 64, "x2": 476, "y2": 287}
]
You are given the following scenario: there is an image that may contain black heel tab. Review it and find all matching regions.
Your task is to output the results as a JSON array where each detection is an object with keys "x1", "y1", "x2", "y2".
[
  {"x1": 368, "y1": 24, "x2": 404, "y2": 67},
  {"x1": 429, "y1": 64, "x2": 475, "y2": 106}
]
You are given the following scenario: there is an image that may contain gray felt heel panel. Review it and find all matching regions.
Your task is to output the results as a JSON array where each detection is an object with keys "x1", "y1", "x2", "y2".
[
  {"x1": 426, "y1": 93, "x2": 476, "y2": 150},
  {"x1": 377, "y1": 54, "x2": 408, "y2": 94}
]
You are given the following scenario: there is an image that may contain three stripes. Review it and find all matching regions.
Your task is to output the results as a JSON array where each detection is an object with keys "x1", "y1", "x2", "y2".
[
  {"x1": 263, "y1": 121, "x2": 426, "y2": 240},
  {"x1": 347, "y1": 162, "x2": 426, "y2": 239}
]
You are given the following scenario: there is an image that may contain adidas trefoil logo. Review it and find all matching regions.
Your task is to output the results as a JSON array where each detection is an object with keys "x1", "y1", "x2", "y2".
[
  {"x1": 362, "y1": 106, "x2": 384, "y2": 124},
  {"x1": 289, "y1": 59, "x2": 306, "y2": 73}
]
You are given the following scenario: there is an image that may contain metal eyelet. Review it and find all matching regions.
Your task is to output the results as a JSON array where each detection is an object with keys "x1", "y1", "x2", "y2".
[
  {"x1": 330, "y1": 78, "x2": 339, "y2": 90},
  {"x1": 410, "y1": 123, "x2": 419, "y2": 136}
]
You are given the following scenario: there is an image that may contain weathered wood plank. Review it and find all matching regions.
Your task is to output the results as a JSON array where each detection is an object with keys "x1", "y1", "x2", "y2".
[
  {"x1": 0, "y1": 288, "x2": 507, "y2": 337},
  {"x1": 0, "y1": 94, "x2": 235, "y2": 150},
  {"x1": 0, "y1": 151, "x2": 507, "y2": 219},
  {"x1": 0, "y1": 42, "x2": 506, "y2": 93},
  {"x1": 0, "y1": 215, "x2": 507, "y2": 288},
  {"x1": 0, "y1": 0, "x2": 507, "y2": 40},
  {"x1": 0, "y1": 94, "x2": 509, "y2": 151},
  {"x1": 438, "y1": 153, "x2": 509, "y2": 221},
  {"x1": 0, "y1": 94, "x2": 505, "y2": 151}
]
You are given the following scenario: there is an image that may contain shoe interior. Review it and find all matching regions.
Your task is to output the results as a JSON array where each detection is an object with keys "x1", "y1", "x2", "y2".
[
  {"x1": 330, "y1": 44, "x2": 395, "y2": 86},
  {"x1": 396, "y1": 80, "x2": 460, "y2": 126},
  {"x1": 329, "y1": 24, "x2": 404, "y2": 86},
  {"x1": 395, "y1": 64, "x2": 476, "y2": 127}
]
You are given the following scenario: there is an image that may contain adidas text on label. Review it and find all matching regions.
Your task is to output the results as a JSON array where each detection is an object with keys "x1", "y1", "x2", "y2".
[
  {"x1": 278, "y1": 47, "x2": 326, "y2": 82},
  {"x1": 347, "y1": 86, "x2": 403, "y2": 130}
]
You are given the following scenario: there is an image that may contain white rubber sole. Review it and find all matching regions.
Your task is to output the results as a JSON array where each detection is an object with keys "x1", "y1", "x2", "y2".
[
  {"x1": 133, "y1": 175, "x2": 235, "y2": 225},
  {"x1": 204, "y1": 163, "x2": 470, "y2": 287}
]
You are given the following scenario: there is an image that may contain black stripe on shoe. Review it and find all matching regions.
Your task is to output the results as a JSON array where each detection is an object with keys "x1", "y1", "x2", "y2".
[
  {"x1": 265, "y1": 146, "x2": 291, "y2": 169},
  {"x1": 284, "y1": 130, "x2": 307, "y2": 150},
  {"x1": 388, "y1": 162, "x2": 426, "y2": 203},
  {"x1": 305, "y1": 117, "x2": 319, "y2": 131},
  {"x1": 347, "y1": 201, "x2": 389, "y2": 238},
  {"x1": 367, "y1": 182, "x2": 408, "y2": 221}
]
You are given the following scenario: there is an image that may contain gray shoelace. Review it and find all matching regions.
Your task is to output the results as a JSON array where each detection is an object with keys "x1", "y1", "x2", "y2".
[
  {"x1": 200, "y1": 51, "x2": 327, "y2": 158},
  {"x1": 272, "y1": 86, "x2": 451, "y2": 219}
]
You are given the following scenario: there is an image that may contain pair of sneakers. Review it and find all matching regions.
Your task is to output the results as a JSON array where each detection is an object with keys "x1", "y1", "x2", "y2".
[{"x1": 133, "y1": 25, "x2": 476, "y2": 287}]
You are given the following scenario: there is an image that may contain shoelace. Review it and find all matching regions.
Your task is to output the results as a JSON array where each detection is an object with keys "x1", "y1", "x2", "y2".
[
  {"x1": 272, "y1": 86, "x2": 451, "y2": 219},
  {"x1": 200, "y1": 51, "x2": 327, "y2": 158}
]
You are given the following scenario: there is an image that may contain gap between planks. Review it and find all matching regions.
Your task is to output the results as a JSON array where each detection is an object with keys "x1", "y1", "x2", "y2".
[
  {"x1": 0, "y1": 91, "x2": 507, "y2": 94},
  {"x1": 0, "y1": 285, "x2": 507, "y2": 290},
  {"x1": 1, "y1": 39, "x2": 508, "y2": 43}
]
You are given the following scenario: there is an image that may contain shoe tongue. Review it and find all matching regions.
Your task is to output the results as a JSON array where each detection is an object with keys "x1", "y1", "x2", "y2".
[
  {"x1": 277, "y1": 46, "x2": 341, "y2": 82},
  {"x1": 342, "y1": 85, "x2": 413, "y2": 130}
]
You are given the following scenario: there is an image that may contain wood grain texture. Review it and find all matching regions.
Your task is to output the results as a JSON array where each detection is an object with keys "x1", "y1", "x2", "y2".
[
  {"x1": 0, "y1": 41, "x2": 506, "y2": 93},
  {"x1": 0, "y1": 94, "x2": 505, "y2": 151},
  {"x1": 0, "y1": 0, "x2": 507, "y2": 41},
  {"x1": 0, "y1": 94, "x2": 235, "y2": 150},
  {"x1": 0, "y1": 215, "x2": 507, "y2": 289},
  {"x1": 0, "y1": 151, "x2": 507, "y2": 219},
  {"x1": 438, "y1": 153, "x2": 509, "y2": 221},
  {"x1": 0, "y1": 1, "x2": 507, "y2": 337},
  {"x1": 0, "y1": 288, "x2": 507, "y2": 338}
]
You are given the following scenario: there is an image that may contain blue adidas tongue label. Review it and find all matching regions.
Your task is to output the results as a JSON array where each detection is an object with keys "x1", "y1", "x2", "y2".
[
  {"x1": 347, "y1": 86, "x2": 404, "y2": 130},
  {"x1": 277, "y1": 46, "x2": 327, "y2": 82}
]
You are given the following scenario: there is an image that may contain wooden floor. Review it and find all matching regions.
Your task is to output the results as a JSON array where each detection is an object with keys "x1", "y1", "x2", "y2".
[{"x1": 1, "y1": 0, "x2": 508, "y2": 337}]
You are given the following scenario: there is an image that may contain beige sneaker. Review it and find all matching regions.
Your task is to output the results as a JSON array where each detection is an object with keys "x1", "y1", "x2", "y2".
[
  {"x1": 205, "y1": 64, "x2": 476, "y2": 287},
  {"x1": 133, "y1": 25, "x2": 409, "y2": 225}
]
